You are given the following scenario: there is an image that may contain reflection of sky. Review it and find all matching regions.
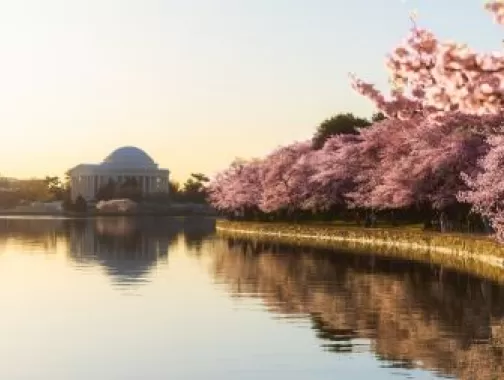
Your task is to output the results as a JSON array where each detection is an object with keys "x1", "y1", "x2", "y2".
[{"x1": 0, "y1": 217, "x2": 450, "y2": 379}]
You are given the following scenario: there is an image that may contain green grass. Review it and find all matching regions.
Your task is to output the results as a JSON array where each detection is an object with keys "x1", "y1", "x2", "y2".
[{"x1": 305, "y1": 220, "x2": 427, "y2": 231}]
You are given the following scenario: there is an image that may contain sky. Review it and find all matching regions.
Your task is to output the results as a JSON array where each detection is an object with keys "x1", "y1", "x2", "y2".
[{"x1": 0, "y1": 0, "x2": 502, "y2": 182}]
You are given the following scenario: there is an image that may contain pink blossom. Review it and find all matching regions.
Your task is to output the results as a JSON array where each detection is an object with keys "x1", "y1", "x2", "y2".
[
  {"x1": 259, "y1": 141, "x2": 314, "y2": 213},
  {"x1": 352, "y1": 3, "x2": 504, "y2": 117}
]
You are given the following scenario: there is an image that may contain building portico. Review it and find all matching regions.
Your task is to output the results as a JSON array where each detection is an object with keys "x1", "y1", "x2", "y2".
[{"x1": 68, "y1": 146, "x2": 170, "y2": 201}]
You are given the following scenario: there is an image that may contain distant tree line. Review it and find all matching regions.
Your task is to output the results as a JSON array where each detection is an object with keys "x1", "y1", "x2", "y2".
[
  {"x1": 0, "y1": 176, "x2": 68, "y2": 209},
  {"x1": 168, "y1": 173, "x2": 209, "y2": 203},
  {"x1": 0, "y1": 171, "x2": 210, "y2": 212}
]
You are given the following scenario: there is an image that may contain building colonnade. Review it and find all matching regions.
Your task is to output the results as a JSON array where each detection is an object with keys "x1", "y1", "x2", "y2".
[{"x1": 71, "y1": 173, "x2": 170, "y2": 201}]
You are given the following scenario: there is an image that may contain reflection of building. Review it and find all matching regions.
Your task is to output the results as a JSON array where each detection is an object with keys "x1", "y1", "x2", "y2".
[
  {"x1": 68, "y1": 146, "x2": 170, "y2": 201},
  {"x1": 67, "y1": 218, "x2": 179, "y2": 285},
  {"x1": 66, "y1": 217, "x2": 215, "y2": 286},
  {"x1": 0, "y1": 216, "x2": 216, "y2": 287}
]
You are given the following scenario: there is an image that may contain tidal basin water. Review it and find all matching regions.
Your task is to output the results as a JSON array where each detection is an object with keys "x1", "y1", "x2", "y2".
[{"x1": 0, "y1": 217, "x2": 503, "y2": 379}]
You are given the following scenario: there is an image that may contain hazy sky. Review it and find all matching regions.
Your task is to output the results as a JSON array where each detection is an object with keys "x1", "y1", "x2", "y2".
[{"x1": 0, "y1": 0, "x2": 501, "y2": 182}]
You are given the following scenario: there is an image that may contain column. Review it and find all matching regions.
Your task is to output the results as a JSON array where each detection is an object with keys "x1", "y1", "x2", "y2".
[
  {"x1": 74, "y1": 176, "x2": 79, "y2": 200},
  {"x1": 79, "y1": 176, "x2": 83, "y2": 199},
  {"x1": 87, "y1": 176, "x2": 92, "y2": 199},
  {"x1": 86, "y1": 176, "x2": 90, "y2": 199},
  {"x1": 79, "y1": 176, "x2": 84, "y2": 199},
  {"x1": 93, "y1": 175, "x2": 98, "y2": 198},
  {"x1": 71, "y1": 176, "x2": 77, "y2": 200},
  {"x1": 88, "y1": 176, "x2": 92, "y2": 199},
  {"x1": 137, "y1": 176, "x2": 143, "y2": 195}
]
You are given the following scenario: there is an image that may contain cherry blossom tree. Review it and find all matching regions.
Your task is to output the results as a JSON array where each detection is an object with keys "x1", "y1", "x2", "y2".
[
  {"x1": 206, "y1": 158, "x2": 264, "y2": 216},
  {"x1": 206, "y1": 160, "x2": 241, "y2": 213},
  {"x1": 259, "y1": 141, "x2": 313, "y2": 214},
  {"x1": 350, "y1": 1, "x2": 504, "y2": 235},
  {"x1": 303, "y1": 134, "x2": 361, "y2": 211},
  {"x1": 344, "y1": 118, "x2": 416, "y2": 210},
  {"x1": 370, "y1": 115, "x2": 489, "y2": 208},
  {"x1": 207, "y1": 1, "x2": 504, "y2": 239},
  {"x1": 459, "y1": 135, "x2": 504, "y2": 239}
]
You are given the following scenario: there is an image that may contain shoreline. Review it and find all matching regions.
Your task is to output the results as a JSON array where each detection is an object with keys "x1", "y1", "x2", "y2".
[{"x1": 216, "y1": 220, "x2": 504, "y2": 283}]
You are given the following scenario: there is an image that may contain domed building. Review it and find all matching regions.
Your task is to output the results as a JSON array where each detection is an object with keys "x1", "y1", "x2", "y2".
[{"x1": 68, "y1": 146, "x2": 170, "y2": 201}]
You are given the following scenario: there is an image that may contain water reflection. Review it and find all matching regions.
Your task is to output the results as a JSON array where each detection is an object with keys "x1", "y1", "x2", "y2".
[
  {"x1": 208, "y1": 238, "x2": 504, "y2": 380},
  {"x1": 69, "y1": 217, "x2": 215, "y2": 286},
  {"x1": 0, "y1": 216, "x2": 66, "y2": 252},
  {"x1": 2, "y1": 217, "x2": 503, "y2": 378},
  {"x1": 0, "y1": 216, "x2": 216, "y2": 287}
]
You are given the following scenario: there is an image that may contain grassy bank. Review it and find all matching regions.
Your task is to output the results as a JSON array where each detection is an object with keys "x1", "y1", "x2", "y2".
[{"x1": 216, "y1": 220, "x2": 504, "y2": 283}]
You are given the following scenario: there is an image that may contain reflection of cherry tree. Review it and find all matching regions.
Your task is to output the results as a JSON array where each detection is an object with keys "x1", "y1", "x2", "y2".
[
  {"x1": 208, "y1": 238, "x2": 504, "y2": 379},
  {"x1": 95, "y1": 217, "x2": 136, "y2": 236}
]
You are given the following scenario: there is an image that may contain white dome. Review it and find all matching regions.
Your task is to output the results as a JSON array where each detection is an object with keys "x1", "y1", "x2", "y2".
[{"x1": 102, "y1": 146, "x2": 157, "y2": 168}]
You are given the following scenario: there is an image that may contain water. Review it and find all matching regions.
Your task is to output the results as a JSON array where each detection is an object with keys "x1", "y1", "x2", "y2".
[{"x1": 0, "y1": 217, "x2": 502, "y2": 380}]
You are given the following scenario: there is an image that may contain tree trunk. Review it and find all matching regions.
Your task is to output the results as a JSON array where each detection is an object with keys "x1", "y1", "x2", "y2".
[
  {"x1": 422, "y1": 210, "x2": 433, "y2": 230},
  {"x1": 439, "y1": 210, "x2": 448, "y2": 233},
  {"x1": 390, "y1": 210, "x2": 398, "y2": 226},
  {"x1": 370, "y1": 210, "x2": 377, "y2": 227},
  {"x1": 364, "y1": 210, "x2": 370, "y2": 227},
  {"x1": 482, "y1": 216, "x2": 492, "y2": 234}
]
